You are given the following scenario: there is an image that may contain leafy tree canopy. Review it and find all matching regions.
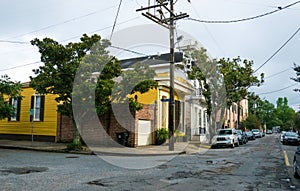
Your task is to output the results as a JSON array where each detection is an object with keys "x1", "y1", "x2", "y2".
[
  {"x1": 218, "y1": 57, "x2": 264, "y2": 106},
  {"x1": 30, "y1": 34, "x2": 101, "y2": 116},
  {"x1": 0, "y1": 75, "x2": 22, "y2": 120}
]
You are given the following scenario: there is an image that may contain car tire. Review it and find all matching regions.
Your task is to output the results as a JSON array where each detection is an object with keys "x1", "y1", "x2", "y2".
[
  {"x1": 231, "y1": 141, "x2": 235, "y2": 148},
  {"x1": 293, "y1": 160, "x2": 300, "y2": 179},
  {"x1": 235, "y1": 140, "x2": 239, "y2": 147}
]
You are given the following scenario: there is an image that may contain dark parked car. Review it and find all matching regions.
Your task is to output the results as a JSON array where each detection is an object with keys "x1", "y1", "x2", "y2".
[
  {"x1": 293, "y1": 146, "x2": 300, "y2": 178},
  {"x1": 245, "y1": 131, "x2": 255, "y2": 140},
  {"x1": 282, "y1": 132, "x2": 300, "y2": 145}
]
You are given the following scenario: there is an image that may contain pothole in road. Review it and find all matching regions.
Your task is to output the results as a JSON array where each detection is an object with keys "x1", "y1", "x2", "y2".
[
  {"x1": 165, "y1": 164, "x2": 240, "y2": 181},
  {"x1": 65, "y1": 155, "x2": 80, "y2": 158},
  {"x1": 87, "y1": 179, "x2": 120, "y2": 187},
  {"x1": 0, "y1": 167, "x2": 48, "y2": 175}
]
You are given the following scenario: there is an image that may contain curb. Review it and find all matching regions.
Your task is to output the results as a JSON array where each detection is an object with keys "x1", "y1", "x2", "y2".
[
  {"x1": 93, "y1": 150, "x2": 186, "y2": 157},
  {"x1": 0, "y1": 145, "x2": 94, "y2": 155},
  {"x1": 0, "y1": 143, "x2": 211, "y2": 156}
]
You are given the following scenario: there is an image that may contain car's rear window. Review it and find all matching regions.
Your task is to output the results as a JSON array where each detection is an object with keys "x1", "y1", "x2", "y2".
[{"x1": 218, "y1": 130, "x2": 232, "y2": 135}]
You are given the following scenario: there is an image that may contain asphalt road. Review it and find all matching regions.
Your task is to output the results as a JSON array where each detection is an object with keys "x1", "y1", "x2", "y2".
[{"x1": 0, "y1": 133, "x2": 298, "y2": 191}]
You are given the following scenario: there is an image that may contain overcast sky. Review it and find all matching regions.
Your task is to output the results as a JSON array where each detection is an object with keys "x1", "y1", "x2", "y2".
[{"x1": 1, "y1": 0, "x2": 300, "y2": 110}]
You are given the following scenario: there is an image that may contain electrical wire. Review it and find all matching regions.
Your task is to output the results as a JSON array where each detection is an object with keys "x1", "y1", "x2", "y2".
[
  {"x1": 110, "y1": 0, "x2": 123, "y2": 41},
  {"x1": 188, "y1": 1, "x2": 226, "y2": 55},
  {"x1": 265, "y1": 67, "x2": 291, "y2": 79},
  {"x1": 0, "y1": 61, "x2": 41, "y2": 72},
  {"x1": 109, "y1": 45, "x2": 148, "y2": 56},
  {"x1": 259, "y1": 83, "x2": 298, "y2": 95},
  {"x1": 185, "y1": 1, "x2": 300, "y2": 24},
  {"x1": 0, "y1": 40, "x2": 29, "y2": 44},
  {"x1": 60, "y1": 17, "x2": 139, "y2": 42},
  {"x1": 0, "y1": 17, "x2": 143, "y2": 72},
  {"x1": 254, "y1": 26, "x2": 300, "y2": 73},
  {"x1": 5, "y1": 4, "x2": 120, "y2": 40}
]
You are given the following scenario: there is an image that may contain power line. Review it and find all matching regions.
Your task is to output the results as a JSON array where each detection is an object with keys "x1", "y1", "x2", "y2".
[
  {"x1": 0, "y1": 17, "x2": 143, "y2": 71},
  {"x1": 0, "y1": 61, "x2": 41, "y2": 72},
  {"x1": 185, "y1": 1, "x2": 300, "y2": 24},
  {"x1": 109, "y1": 45, "x2": 147, "y2": 56},
  {"x1": 188, "y1": 2, "x2": 226, "y2": 55},
  {"x1": 254, "y1": 25, "x2": 300, "y2": 73},
  {"x1": 60, "y1": 17, "x2": 140, "y2": 42},
  {"x1": 259, "y1": 83, "x2": 298, "y2": 95},
  {"x1": 0, "y1": 40, "x2": 30, "y2": 44},
  {"x1": 265, "y1": 67, "x2": 291, "y2": 79},
  {"x1": 110, "y1": 0, "x2": 123, "y2": 41},
  {"x1": 5, "y1": 4, "x2": 119, "y2": 40}
]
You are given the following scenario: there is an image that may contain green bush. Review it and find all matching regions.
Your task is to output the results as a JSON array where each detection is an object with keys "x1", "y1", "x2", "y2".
[
  {"x1": 66, "y1": 142, "x2": 82, "y2": 151},
  {"x1": 155, "y1": 128, "x2": 169, "y2": 145}
]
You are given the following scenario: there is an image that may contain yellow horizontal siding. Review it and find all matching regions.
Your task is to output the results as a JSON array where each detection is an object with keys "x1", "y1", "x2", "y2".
[
  {"x1": 0, "y1": 87, "x2": 58, "y2": 137},
  {"x1": 133, "y1": 88, "x2": 158, "y2": 105}
]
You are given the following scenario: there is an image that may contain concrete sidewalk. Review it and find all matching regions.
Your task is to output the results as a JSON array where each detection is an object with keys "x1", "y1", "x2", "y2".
[{"x1": 0, "y1": 139, "x2": 211, "y2": 156}]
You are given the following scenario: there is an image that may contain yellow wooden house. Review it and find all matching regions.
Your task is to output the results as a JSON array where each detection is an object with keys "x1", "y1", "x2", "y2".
[{"x1": 0, "y1": 82, "x2": 73, "y2": 142}]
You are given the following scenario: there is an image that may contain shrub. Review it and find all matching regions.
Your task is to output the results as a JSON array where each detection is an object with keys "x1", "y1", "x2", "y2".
[
  {"x1": 66, "y1": 142, "x2": 82, "y2": 151},
  {"x1": 155, "y1": 128, "x2": 169, "y2": 145}
]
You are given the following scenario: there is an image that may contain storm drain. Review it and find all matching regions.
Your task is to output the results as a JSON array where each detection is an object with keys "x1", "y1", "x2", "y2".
[{"x1": 0, "y1": 167, "x2": 48, "y2": 175}]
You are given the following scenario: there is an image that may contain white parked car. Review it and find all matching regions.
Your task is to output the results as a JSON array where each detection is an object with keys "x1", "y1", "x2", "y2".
[
  {"x1": 252, "y1": 129, "x2": 262, "y2": 138},
  {"x1": 280, "y1": 131, "x2": 287, "y2": 142},
  {"x1": 212, "y1": 128, "x2": 239, "y2": 148}
]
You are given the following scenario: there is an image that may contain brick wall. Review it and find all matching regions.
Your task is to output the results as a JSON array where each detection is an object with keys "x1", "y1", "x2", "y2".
[
  {"x1": 57, "y1": 103, "x2": 157, "y2": 147},
  {"x1": 99, "y1": 104, "x2": 137, "y2": 147},
  {"x1": 56, "y1": 113, "x2": 73, "y2": 142}
]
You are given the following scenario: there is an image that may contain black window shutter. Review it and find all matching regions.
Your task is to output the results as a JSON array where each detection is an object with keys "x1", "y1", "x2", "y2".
[
  {"x1": 40, "y1": 95, "x2": 45, "y2": 121},
  {"x1": 8, "y1": 97, "x2": 12, "y2": 122},
  {"x1": 16, "y1": 98, "x2": 21, "y2": 121},
  {"x1": 30, "y1": 96, "x2": 34, "y2": 122}
]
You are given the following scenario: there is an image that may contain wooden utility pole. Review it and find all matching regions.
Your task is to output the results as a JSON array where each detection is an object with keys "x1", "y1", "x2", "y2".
[{"x1": 137, "y1": 0, "x2": 189, "y2": 151}]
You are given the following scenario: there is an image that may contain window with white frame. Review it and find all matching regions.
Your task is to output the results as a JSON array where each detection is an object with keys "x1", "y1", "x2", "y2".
[
  {"x1": 9, "y1": 97, "x2": 21, "y2": 121},
  {"x1": 30, "y1": 95, "x2": 45, "y2": 122}
]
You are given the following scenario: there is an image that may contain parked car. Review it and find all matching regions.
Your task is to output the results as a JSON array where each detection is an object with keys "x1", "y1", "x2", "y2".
[
  {"x1": 293, "y1": 146, "x2": 300, "y2": 178},
  {"x1": 282, "y1": 132, "x2": 300, "y2": 145},
  {"x1": 237, "y1": 130, "x2": 247, "y2": 144},
  {"x1": 245, "y1": 131, "x2": 255, "y2": 140},
  {"x1": 266, "y1": 129, "x2": 273, "y2": 134},
  {"x1": 212, "y1": 128, "x2": 239, "y2": 148},
  {"x1": 280, "y1": 131, "x2": 287, "y2": 142},
  {"x1": 252, "y1": 129, "x2": 262, "y2": 138}
]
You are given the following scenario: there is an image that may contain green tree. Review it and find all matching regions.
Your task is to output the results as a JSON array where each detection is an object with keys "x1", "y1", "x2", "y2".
[
  {"x1": 218, "y1": 57, "x2": 264, "y2": 129},
  {"x1": 291, "y1": 63, "x2": 300, "y2": 92},
  {"x1": 182, "y1": 46, "x2": 227, "y2": 143},
  {"x1": 30, "y1": 34, "x2": 101, "y2": 116},
  {"x1": 293, "y1": 112, "x2": 300, "y2": 132},
  {"x1": 0, "y1": 75, "x2": 22, "y2": 120},
  {"x1": 275, "y1": 97, "x2": 295, "y2": 131},
  {"x1": 30, "y1": 34, "x2": 102, "y2": 146},
  {"x1": 31, "y1": 34, "x2": 158, "y2": 147},
  {"x1": 218, "y1": 57, "x2": 264, "y2": 106},
  {"x1": 241, "y1": 113, "x2": 261, "y2": 130},
  {"x1": 254, "y1": 99, "x2": 277, "y2": 130},
  {"x1": 183, "y1": 47, "x2": 214, "y2": 116}
]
